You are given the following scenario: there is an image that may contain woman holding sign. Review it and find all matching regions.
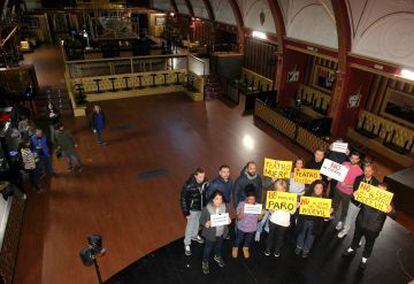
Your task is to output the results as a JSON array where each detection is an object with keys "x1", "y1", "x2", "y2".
[
  {"x1": 343, "y1": 183, "x2": 396, "y2": 270},
  {"x1": 264, "y1": 180, "x2": 294, "y2": 258},
  {"x1": 200, "y1": 191, "x2": 231, "y2": 275},
  {"x1": 295, "y1": 180, "x2": 327, "y2": 259},
  {"x1": 232, "y1": 188, "x2": 260, "y2": 259}
]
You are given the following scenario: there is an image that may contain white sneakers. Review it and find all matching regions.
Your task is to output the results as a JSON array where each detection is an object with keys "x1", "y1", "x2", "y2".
[
  {"x1": 335, "y1": 222, "x2": 343, "y2": 231},
  {"x1": 337, "y1": 229, "x2": 348, "y2": 238},
  {"x1": 191, "y1": 235, "x2": 205, "y2": 244},
  {"x1": 185, "y1": 245, "x2": 191, "y2": 256}
]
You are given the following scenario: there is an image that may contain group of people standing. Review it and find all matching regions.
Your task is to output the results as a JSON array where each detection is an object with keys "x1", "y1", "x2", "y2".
[
  {"x1": 179, "y1": 143, "x2": 395, "y2": 275},
  {"x1": 0, "y1": 102, "x2": 107, "y2": 196}
]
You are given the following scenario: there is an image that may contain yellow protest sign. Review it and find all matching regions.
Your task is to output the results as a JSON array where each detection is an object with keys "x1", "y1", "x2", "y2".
[
  {"x1": 299, "y1": 196, "x2": 332, "y2": 218},
  {"x1": 265, "y1": 191, "x2": 297, "y2": 212},
  {"x1": 293, "y1": 168, "x2": 321, "y2": 184},
  {"x1": 355, "y1": 182, "x2": 394, "y2": 213},
  {"x1": 263, "y1": 158, "x2": 292, "y2": 179}
]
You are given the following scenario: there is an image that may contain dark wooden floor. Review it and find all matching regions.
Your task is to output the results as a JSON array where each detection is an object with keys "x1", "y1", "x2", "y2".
[{"x1": 14, "y1": 93, "x2": 318, "y2": 284}]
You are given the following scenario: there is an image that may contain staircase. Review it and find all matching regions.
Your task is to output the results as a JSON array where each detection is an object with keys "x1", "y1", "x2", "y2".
[{"x1": 34, "y1": 88, "x2": 73, "y2": 119}]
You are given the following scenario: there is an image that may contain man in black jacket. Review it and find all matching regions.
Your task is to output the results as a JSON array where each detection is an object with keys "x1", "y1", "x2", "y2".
[
  {"x1": 338, "y1": 162, "x2": 379, "y2": 238},
  {"x1": 343, "y1": 182, "x2": 396, "y2": 270},
  {"x1": 180, "y1": 168, "x2": 209, "y2": 256},
  {"x1": 233, "y1": 162, "x2": 262, "y2": 209}
]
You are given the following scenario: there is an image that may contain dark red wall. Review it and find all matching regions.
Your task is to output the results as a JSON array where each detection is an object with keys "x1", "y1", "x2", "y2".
[{"x1": 278, "y1": 48, "x2": 308, "y2": 106}]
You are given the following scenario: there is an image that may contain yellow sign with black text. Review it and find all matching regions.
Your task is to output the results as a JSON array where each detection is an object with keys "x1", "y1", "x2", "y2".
[
  {"x1": 355, "y1": 182, "x2": 393, "y2": 213},
  {"x1": 293, "y1": 168, "x2": 321, "y2": 184},
  {"x1": 265, "y1": 191, "x2": 297, "y2": 212},
  {"x1": 299, "y1": 196, "x2": 332, "y2": 218},
  {"x1": 263, "y1": 158, "x2": 292, "y2": 179}
]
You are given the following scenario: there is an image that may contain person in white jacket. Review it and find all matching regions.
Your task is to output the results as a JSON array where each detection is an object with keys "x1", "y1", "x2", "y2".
[{"x1": 264, "y1": 179, "x2": 296, "y2": 258}]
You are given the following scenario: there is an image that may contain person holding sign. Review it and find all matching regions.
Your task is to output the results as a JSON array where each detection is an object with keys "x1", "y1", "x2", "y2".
[
  {"x1": 264, "y1": 180, "x2": 295, "y2": 258},
  {"x1": 232, "y1": 189, "x2": 260, "y2": 259},
  {"x1": 180, "y1": 168, "x2": 209, "y2": 256},
  {"x1": 200, "y1": 191, "x2": 231, "y2": 275},
  {"x1": 295, "y1": 180, "x2": 328, "y2": 259},
  {"x1": 305, "y1": 149, "x2": 325, "y2": 171},
  {"x1": 326, "y1": 139, "x2": 349, "y2": 198},
  {"x1": 337, "y1": 163, "x2": 379, "y2": 239},
  {"x1": 343, "y1": 183, "x2": 396, "y2": 270},
  {"x1": 332, "y1": 152, "x2": 363, "y2": 231},
  {"x1": 289, "y1": 158, "x2": 306, "y2": 195},
  {"x1": 233, "y1": 162, "x2": 262, "y2": 209}
]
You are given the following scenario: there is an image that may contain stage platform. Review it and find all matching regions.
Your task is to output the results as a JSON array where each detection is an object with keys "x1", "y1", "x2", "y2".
[{"x1": 106, "y1": 219, "x2": 414, "y2": 284}]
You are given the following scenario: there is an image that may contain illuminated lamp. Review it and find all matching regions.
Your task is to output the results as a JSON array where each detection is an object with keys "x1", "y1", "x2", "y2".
[
  {"x1": 252, "y1": 31, "x2": 267, "y2": 40},
  {"x1": 397, "y1": 68, "x2": 414, "y2": 81}
]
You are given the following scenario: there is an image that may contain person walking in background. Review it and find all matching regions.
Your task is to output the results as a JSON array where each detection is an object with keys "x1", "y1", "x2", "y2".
[
  {"x1": 295, "y1": 180, "x2": 328, "y2": 258},
  {"x1": 90, "y1": 105, "x2": 106, "y2": 145},
  {"x1": 47, "y1": 103, "x2": 60, "y2": 144},
  {"x1": 19, "y1": 139, "x2": 40, "y2": 192},
  {"x1": 233, "y1": 187, "x2": 260, "y2": 259},
  {"x1": 31, "y1": 128, "x2": 55, "y2": 177},
  {"x1": 337, "y1": 162, "x2": 379, "y2": 239},
  {"x1": 332, "y1": 152, "x2": 363, "y2": 231},
  {"x1": 200, "y1": 190, "x2": 230, "y2": 274},
  {"x1": 206, "y1": 165, "x2": 233, "y2": 205},
  {"x1": 180, "y1": 168, "x2": 209, "y2": 256},
  {"x1": 264, "y1": 179, "x2": 295, "y2": 258},
  {"x1": 343, "y1": 183, "x2": 396, "y2": 270},
  {"x1": 54, "y1": 123, "x2": 83, "y2": 172},
  {"x1": 233, "y1": 161, "x2": 262, "y2": 209}
]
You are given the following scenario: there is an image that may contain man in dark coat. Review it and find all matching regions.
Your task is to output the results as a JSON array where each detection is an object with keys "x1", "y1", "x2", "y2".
[
  {"x1": 206, "y1": 165, "x2": 233, "y2": 204},
  {"x1": 337, "y1": 162, "x2": 379, "y2": 238},
  {"x1": 180, "y1": 168, "x2": 209, "y2": 256},
  {"x1": 233, "y1": 161, "x2": 262, "y2": 209},
  {"x1": 343, "y1": 182, "x2": 396, "y2": 270}
]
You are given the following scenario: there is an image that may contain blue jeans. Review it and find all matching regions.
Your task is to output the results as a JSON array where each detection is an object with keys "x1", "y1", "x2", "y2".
[
  {"x1": 296, "y1": 220, "x2": 316, "y2": 253},
  {"x1": 233, "y1": 228, "x2": 254, "y2": 248},
  {"x1": 38, "y1": 155, "x2": 53, "y2": 175},
  {"x1": 95, "y1": 130, "x2": 105, "y2": 144},
  {"x1": 256, "y1": 210, "x2": 270, "y2": 234},
  {"x1": 63, "y1": 150, "x2": 83, "y2": 169},
  {"x1": 203, "y1": 237, "x2": 223, "y2": 261}
]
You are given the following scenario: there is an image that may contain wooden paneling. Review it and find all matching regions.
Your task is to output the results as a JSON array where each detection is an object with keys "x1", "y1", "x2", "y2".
[{"x1": 243, "y1": 37, "x2": 277, "y2": 80}]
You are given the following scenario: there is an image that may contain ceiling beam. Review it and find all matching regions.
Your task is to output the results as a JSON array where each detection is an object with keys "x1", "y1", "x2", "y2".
[
  {"x1": 329, "y1": 0, "x2": 352, "y2": 135},
  {"x1": 170, "y1": 0, "x2": 178, "y2": 14},
  {"x1": 228, "y1": 0, "x2": 243, "y2": 27},
  {"x1": 267, "y1": 0, "x2": 286, "y2": 48},
  {"x1": 184, "y1": 0, "x2": 194, "y2": 17},
  {"x1": 202, "y1": 0, "x2": 215, "y2": 21}
]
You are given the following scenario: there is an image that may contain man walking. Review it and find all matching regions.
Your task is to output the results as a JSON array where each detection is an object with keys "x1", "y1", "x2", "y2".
[{"x1": 54, "y1": 123, "x2": 83, "y2": 172}]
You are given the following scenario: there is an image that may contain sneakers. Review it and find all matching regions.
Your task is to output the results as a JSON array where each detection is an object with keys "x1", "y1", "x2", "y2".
[
  {"x1": 337, "y1": 229, "x2": 348, "y2": 239},
  {"x1": 202, "y1": 261, "x2": 209, "y2": 274},
  {"x1": 264, "y1": 249, "x2": 271, "y2": 256},
  {"x1": 335, "y1": 222, "x2": 343, "y2": 231},
  {"x1": 184, "y1": 245, "x2": 191, "y2": 256},
  {"x1": 213, "y1": 255, "x2": 225, "y2": 268},
  {"x1": 294, "y1": 247, "x2": 302, "y2": 255},
  {"x1": 191, "y1": 235, "x2": 205, "y2": 244},
  {"x1": 254, "y1": 231, "x2": 261, "y2": 242},
  {"x1": 359, "y1": 239, "x2": 364, "y2": 246},
  {"x1": 273, "y1": 250, "x2": 281, "y2": 258},
  {"x1": 242, "y1": 247, "x2": 250, "y2": 259},
  {"x1": 301, "y1": 251, "x2": 309, "y2": 259},
  {"x1": 232, "y1": 247, "x2": 238, "y2": 258},
  {"x1": 342, "y1": 247, "x2": 356, "y2": 257},
  {"x1": 359, "y1": 257, "x2": 368, "y2": 270}
]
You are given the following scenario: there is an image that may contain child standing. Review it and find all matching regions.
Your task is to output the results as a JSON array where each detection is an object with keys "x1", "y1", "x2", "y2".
[
  {"x1": 19, "y1": 140, "x2": 40, "y2": 191},
  {"x1": 200, "y1": 191, "x2": 231, "y2": 275},
  {"x1": 264, "y1": 179, "x2": 294, "y2": 258},
  {"x1": 233, "y1": 189, "x2": 260, "y2": 259},
  {"x1": 295, "y1": 180, "x2": 327, "y2": 258}
]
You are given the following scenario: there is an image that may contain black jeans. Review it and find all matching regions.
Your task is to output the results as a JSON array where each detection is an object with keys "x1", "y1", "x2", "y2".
[
  {"x1": 351, "y1": 223, "x2": 379, "y2": 258},
  {"x1": 203, "y1": 236, "x2": 224, "y2": 261},
  {"x1": 266, "y1": 222, "x2": 288, "y2": 252},
  {"x1": 233, "y1": 229, "x2": 254, "y2": 248},
  {"x1": 25, "y1": 169, "x2": 39, "y2": 190}
]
